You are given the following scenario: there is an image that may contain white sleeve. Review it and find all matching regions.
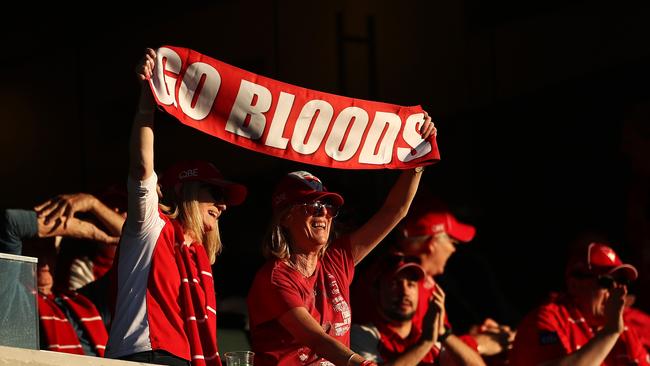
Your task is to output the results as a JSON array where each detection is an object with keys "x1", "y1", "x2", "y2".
[
  {"x1": 124, "y1": 172, "x2": 160, "y2": 235},
  {"x1": 350, "y1": 324, "x2": 384, "y2": 364}
]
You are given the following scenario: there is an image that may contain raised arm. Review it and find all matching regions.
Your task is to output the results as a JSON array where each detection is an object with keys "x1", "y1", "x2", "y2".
[
  {"x1": 538, "y1": 286, "x2": 627, "y2": 366},
  {"x1": 278, "y1": 307, "x2": 369, "y2": 366},
  {"x1": 349, "y1": 113, "x2": 436, "y2": 264},
  {"x1": 34, "y1": 193, "x2": 126, "y2": 236},
  {"x1": 130, "y1": 48, "x2": 157, "y2": 181}
]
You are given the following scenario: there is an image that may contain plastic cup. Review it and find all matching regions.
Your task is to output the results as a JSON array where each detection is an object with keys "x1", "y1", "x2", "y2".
[{"x1": 224, "y1": 351, "x2": 254, "y2": 366}]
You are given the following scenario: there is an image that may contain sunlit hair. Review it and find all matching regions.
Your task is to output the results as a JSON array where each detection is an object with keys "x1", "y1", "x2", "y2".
[
  {"x1": 263, "y1": 204, "x2": 333, "y2": 260},
  {"x1": 159, "y1": 181, "x2": 221, "y2": 264},
  {"x1": 399, "y1": 232, "x2": 455, "y2": 249}
]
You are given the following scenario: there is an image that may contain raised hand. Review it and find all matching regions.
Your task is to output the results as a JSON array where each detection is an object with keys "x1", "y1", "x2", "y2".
[
  {"x1": 38, "y1": 216, "x2": 119, "y2": 245},
  {"x1": 419, "y1": 111, "x2": 438, "y2": 140},
  {"x1": 35, "y1": 193, "x2": 98, "y2": 227},
  {"x1": 603, "y1": 284, "x2": 627, "y2": 334},
  {"x1": 137, "y1": 48, "x2": 157, "y2": 81},
  {"x1": 431, "y1": 283, "x2": 447, "y2": 336}
]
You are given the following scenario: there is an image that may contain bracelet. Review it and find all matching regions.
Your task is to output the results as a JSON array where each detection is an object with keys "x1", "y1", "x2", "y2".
[
  {"x1": 414, "y1": 166, "x2": 425, "y2": 173},
  {"x1": 346, "y1": 353, "x2": 356, "y2": 366}
]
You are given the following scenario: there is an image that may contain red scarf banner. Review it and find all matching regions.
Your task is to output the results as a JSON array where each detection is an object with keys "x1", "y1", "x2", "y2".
[{"x1": 149, "y1": 46, "x2": 440, "y2": 170}]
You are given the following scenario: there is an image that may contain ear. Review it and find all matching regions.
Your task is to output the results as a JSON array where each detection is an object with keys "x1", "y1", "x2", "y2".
[{"x1": 425, "y1": 237, "x2": 437, "y2": 254}]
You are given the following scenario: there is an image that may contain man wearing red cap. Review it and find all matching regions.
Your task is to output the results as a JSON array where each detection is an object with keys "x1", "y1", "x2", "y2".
[
  {"x1": 509, "y1": 243, "x2": 650, "y2": 366},
  {"x1": 390, "y1": 208, "x2": 508, "y2": 365},
  {"x1": 351, "y1": 253, "x2": 447, "y2": 365}
]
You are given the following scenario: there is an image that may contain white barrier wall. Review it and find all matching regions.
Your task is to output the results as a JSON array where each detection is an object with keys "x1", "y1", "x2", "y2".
[{"x1": 0, "y1": 346, "x2": 164, "y2": 366}]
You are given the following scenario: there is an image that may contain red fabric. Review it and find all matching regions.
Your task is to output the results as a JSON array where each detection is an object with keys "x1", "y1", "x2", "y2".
[
  {"x1": 625, "y1": 307, "x2": 650, "y2": 353},
  {"x1": 92, "y1": 246, "x2": 116, "y2": 280},
  {"x1": 149, "y1": 46, "x2": 440, "y2": 170},
  {"x1": 145, "y1": 216, "x2": 222, "y2": 366},
  {"x1": 38, "y1": 291, "x2": 108, "y2": 356},
  {"x1": 509, "y1": 293, "x2": 650, "y2": 366},
  {"x1": 373, "y1": 320, "x2": 437, "y2": 365},
  {"x1": 248, "y1": 236, "x2": 355, "y2": 366}
]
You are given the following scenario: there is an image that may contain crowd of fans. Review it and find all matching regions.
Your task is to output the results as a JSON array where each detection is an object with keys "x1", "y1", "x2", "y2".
[{"x1": 1, "y1": 48, "x2": 649, "y2": 366}]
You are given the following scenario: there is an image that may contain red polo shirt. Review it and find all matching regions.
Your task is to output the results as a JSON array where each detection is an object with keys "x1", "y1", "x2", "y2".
[{"x1": 509, "y1": 293, "x2": 650, "y2": 366}]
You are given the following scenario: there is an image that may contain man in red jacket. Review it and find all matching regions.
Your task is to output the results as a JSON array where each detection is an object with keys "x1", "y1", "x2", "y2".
[{"x1": 509, "y1": 242, "x2": 650, "y2": 366}]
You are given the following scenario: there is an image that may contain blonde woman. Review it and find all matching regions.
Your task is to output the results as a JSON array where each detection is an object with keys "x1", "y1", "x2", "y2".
[
  {"x1": 105, "y1": 48, "x2": 246, "y2": 366},
  {"x1": 247, "y1": 115, "x2": 435, "y2": 366}
]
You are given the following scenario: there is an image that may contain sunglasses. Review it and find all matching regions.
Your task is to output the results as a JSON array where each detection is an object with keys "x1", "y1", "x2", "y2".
[
  {"x1": 596, "y1": 275, "x2": 630, "y2": 290},
  {"x1": 571, "y1": 272, "x2": 630, "y2": 290},
  {"x1": 298, "y1": 201, "x2": 340, "y2": 218},
  {"x1": 202, "y1": 185, "x2": 225, "y2": 203}
]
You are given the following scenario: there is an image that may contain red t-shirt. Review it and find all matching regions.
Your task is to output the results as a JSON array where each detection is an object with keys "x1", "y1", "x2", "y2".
[
  {"x1": 625, "y1": 307, "x2": 650, "y2": 354},
  {"x1": 248, "y1": 236, "x2": 354, "y2": 366},
  {"x1": 509, "y1": 293, "x2": 650, "y2": 366}
]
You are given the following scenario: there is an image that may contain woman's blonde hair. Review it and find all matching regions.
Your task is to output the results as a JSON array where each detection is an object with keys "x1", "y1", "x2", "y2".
[
  {"x1": 159, "y1": 181, "x2": 222, "y2": 264},
  {"x1": 263, "y1": 205, "x2": 332, "y2": 260}
]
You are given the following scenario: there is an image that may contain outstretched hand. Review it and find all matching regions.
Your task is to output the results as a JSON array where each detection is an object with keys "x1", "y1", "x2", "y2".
[
  {"x1": 38, "y1": 216, "x2": 119, "y2": 245},
  {"x1": 35, "y1": 193, "x2": 98, "y2": 227}
]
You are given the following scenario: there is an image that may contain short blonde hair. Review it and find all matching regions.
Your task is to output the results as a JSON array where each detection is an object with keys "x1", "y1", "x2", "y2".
[{"x1": 160, "y1": 181, "x2": 221, "y2": 264}]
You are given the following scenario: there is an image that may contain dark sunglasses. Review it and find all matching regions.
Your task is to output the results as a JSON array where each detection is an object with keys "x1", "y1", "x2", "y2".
[
  {"x1": 202, "y1": 185, "x2": 225, "y2": 203},
  {"x1": 299, "y1": 201, "x2": 340, "y2": 218},
  {"x1": 571, "y1": 272, "x2": 630, "y2": 290},
  {"x1": 596, "y1": 275, "x2": 630, "y2": 290}
]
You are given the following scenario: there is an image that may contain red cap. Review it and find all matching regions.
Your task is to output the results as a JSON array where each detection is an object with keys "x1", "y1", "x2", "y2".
[
  {"x1": 569, "y1": 243, "x2": 638, "y2": 281},
  {"x1": 160, "y1": 160, "x2": 247, "y2": 206},
  {"x1": 272, "y1": 171, "x2": 344, "y2": 211},
  {"x1": 369, "y1": 253, "x2": 426, "y2": 284},
  {"x1": 401, "y1": 211, "x2": 476, "y2": 243}
]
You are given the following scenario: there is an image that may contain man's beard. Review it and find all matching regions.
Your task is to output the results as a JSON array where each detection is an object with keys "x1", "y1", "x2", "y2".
[{"x1": 384, "y1": 308, "x2": 416, "y2": 322}]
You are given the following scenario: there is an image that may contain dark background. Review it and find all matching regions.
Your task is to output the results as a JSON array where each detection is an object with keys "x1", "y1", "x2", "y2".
[{"x1": 1, "y1": 1, "x2": 649, "y2": 331}]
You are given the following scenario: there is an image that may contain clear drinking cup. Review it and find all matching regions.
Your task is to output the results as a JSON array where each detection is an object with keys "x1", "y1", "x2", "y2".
[{"x1": 224, "y1": 351, "x2": 254, "y2": 366}]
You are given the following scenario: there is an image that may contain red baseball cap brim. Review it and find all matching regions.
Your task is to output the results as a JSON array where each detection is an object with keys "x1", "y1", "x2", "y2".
[
  {"x1": 447, "y1": 218, "x2": 476, "y2": 243},
  {"x1": 389, "y1": 262, "x2": 426, "y2": 281},
  {"x1": 604, "y1": 264, "x2": 639, "y2": 281},
  {"x1": 300, "y1": 191, "x2": 344, "y2": 207}
]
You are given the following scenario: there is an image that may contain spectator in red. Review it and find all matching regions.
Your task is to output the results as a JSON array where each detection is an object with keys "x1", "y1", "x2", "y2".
[
  {"x1": 1, "y1": 206, "x2": 119, "y2": 356},
  {"x1": 350, "y1": 253, "x2": 447, "y2": 365},
  {"x1": 363, "y1": 207, "x2": 507, "y2": 365},
  {"x1": 247, "y1": 115, "x2": 435, "y2": 366},
  {"x1": 509, "y1": 242, "x2": 650, "y2": 366},
  {"x1": 105, "y1": 48, "x2": 247, "y2": 366}
]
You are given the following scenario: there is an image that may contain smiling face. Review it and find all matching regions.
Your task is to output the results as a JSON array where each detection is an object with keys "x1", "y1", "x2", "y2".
[
  {"x1": 197, "y1": 184, "x2": 227, "y2": 232},
  {"x1": 429, "y1": 233, "x2": 458, "y2": 275},
  {"x1": 400, "y1": 232, "x2": 458, "y2": 277},
  {"x1": 282, "y1": 200, "x2": 334, "y2": 252}
]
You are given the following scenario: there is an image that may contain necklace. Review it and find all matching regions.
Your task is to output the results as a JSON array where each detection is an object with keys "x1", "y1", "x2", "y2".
[{"x1": 285, "y1": 259, "x2": 315, "y2": 278}]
